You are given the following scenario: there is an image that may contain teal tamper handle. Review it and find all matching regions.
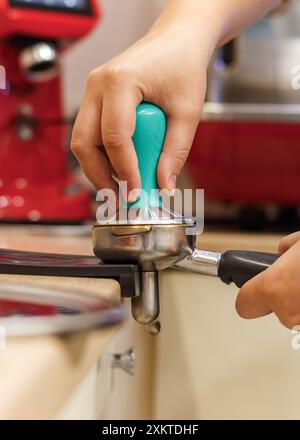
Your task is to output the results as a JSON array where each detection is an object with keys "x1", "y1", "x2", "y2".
[{"x1": 123, "y1": 102, "x2": 167, "y2": 209}]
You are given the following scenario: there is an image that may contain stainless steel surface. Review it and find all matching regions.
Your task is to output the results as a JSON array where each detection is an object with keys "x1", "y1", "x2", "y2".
[
  {"x1": 19, "y1": 42, "x2": 58, "y2": 81},
  {"x1": 93, "y1": 224, "x2": 195, "y2": 272},
  {"x1": 111, "y1": 347, "x2": 136, "y2": 376},
  {"x1": 203, "y1": 102, "x2": 300, "y2": 122},
  {"x1": 205, "y1": 1, "x2": 300, "y2": 121},
  {"x1": 131, "y1": 271, "x2": 160, "y2": 327},
  {"x1": 175, "y1": 250, "x2": 221, "y2": 277}
]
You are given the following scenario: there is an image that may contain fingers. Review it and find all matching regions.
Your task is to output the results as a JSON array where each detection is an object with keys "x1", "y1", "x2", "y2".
[
  {"x1": 236, "y1": 240, "x2": 300, "y2": 329},
  {"x1": 101, "y1": 85, "x2": 142, "y2": 201},
  {"x1": 235, "y1": 271, "x2": 273, "y2": 320},
  {"x1": 72, "y1": 68, "x2": 143, "y2": 199},
  {"x1": 278, "y1": 231, "x2": 300, "y2": 254},
  {"x1": 157, "y1": 109, "x2": 200, "y2": 191},
  {"x1": 71, "y1": 88, "x2": 117, "y2": 193}
]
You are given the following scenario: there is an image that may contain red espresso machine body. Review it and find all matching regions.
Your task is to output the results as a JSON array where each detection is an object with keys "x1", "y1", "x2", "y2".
[
  {"x1": 0, "y1": 0, "x2": 100, "y2": 222},
  {"x1": 189, "y1": 119, "x2": 300, "y2": 206}
]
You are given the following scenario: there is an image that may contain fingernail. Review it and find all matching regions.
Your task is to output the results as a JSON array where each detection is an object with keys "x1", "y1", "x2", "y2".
[
  {"x1": 127, "y1": 188, "x2": 141, "y2": 203},
  {"x1": 168, "y1": 175, "x2": 177, "y2": 195}
]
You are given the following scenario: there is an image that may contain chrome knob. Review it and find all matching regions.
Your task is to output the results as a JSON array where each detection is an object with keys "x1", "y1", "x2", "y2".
[{"x1": 111, "y1": 347, "x2": 136, "y2": 376}]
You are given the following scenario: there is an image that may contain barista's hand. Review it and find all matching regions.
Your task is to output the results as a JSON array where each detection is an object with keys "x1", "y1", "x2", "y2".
[
  {"x1": 71, "y1": 0, "x2": 281, "y2": 200},
  {"x1": 236, "y1": 231, "x2": 300, "y2": 329},
  {"x1": 71, "y1": 16, "x2": 211, "y2": 199}
]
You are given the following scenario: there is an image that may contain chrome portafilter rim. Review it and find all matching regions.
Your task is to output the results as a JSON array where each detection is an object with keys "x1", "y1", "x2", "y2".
[{"x1": 92, "y1": 220, "x2": 196, "y2": 271}]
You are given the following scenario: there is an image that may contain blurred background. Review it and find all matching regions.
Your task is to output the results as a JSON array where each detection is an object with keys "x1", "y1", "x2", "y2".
[{"x1": 0, "y1": 0, "x2": 165, "y2": 224}]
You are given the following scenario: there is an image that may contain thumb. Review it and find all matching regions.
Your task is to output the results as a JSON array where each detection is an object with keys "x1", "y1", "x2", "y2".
[
  {"x1": 157, "y1": 112, "x2": 199, "y2": 191},
  {"x1": 235, "y1": 271, "x2": 272, "y2": 319},
  {"x1": 101, "y1": 89, "x2": 142, "y2": 201}
]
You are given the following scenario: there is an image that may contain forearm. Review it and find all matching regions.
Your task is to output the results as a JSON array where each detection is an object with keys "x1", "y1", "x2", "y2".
[
  {"x1": 149, "y1": 0, "x2": 282, "y2": 62},
  {"x1": 212, "y1": 0, "x2": 282, "y2": 45}
]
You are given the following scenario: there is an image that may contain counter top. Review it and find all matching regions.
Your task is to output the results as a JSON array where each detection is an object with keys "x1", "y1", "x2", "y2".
[
  {"x1": 0, "y1": 225, "x2": 122, "y2": 419},
  {"x1": 0, "y1": 224, "x2": 282, "y2": 419}
]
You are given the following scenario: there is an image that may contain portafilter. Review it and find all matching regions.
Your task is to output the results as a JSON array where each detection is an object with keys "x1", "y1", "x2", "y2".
[{"x1": 93, "y1": 103, "x2": 278, "y2": 335}]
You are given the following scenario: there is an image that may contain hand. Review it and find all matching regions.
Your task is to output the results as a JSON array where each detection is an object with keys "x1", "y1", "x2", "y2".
[
  {"x1": 71, "y1": 0, "x2": 281, "y2": 200},
  {"x1": 71, "y1": 11, "x2": 213, "y2": 200},
  {"x1": 236, "y1": 231, "x2": 300, "y2": 329}
]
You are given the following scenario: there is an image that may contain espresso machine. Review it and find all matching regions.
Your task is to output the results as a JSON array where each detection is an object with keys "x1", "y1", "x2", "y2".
[{"x1": 0, "y1": 0, "x2": 100, "y2": 222}]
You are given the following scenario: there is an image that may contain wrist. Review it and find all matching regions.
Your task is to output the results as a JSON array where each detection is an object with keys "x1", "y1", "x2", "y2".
[
  {"x1": 148, "y1": 0, "x2": 282, "y2": 61},
  {"x1": 147, "y1": 0, "x2": 222, "y2": 68}
]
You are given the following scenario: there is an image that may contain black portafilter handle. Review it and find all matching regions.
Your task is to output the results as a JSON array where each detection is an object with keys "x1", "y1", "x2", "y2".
[{"x1": 218, "y1": 251, "x2": 279, "y2": 288}]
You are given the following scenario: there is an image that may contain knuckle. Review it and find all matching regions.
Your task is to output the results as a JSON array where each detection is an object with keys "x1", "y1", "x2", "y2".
[
  {"x1": 160, "y1": 146, "x2": 189, "y2": 175},
  {"x1": 102, "y1": 63, "x2": 131, "y2": 85},
  {"x1": 174, "y1": 146, "x2": 189, "y2": 166},
  {"x1": 176, "y1": 103, "x2": 202, "y2": 123},
  {"x1": 87, "y1": 68, "x2": 102, "y2": 88},
  {"x1": 102, "y1": 131, "x2": 123, "y2": 151},
  {"x1": 279, "y1": 231, "x2": 300, "y2": 252},
  {"x1": 71, "y1": 137, "x2": 86, "y2": 157},
  {"x1": 168, "y1": 145, "x2": 189, "y2": 171},
  {"x1": 278, "y1": 236, "x2": 288, "y2": 252}
]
